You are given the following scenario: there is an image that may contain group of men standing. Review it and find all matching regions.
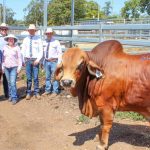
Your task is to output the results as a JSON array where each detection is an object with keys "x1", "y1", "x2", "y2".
[{"x1": 0, "y1": 23, "x2": 62, "y2": 103}]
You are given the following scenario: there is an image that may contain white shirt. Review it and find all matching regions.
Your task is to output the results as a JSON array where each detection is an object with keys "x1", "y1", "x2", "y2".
[
  {"x1": 21, "y1": 35, "x2": 43, "y2": 62},
  {"x1": 0, "y1": 34, "x2": 7, "y2": 51},
  {"x1": 43, "y1": 37, "x2": 62, "y2": 64}
]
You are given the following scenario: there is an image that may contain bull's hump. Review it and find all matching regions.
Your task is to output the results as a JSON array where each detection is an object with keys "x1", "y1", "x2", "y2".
[{"x1": 63, "y1": 47, "x2": 86, "y2": 59}]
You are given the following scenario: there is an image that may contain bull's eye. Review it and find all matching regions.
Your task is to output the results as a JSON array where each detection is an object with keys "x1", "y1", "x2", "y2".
[{"x1": 76, "y1": 62, "x2": 84, "y2": 71}]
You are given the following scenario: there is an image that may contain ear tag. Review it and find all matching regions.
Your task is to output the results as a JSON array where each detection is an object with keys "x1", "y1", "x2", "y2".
[{"x1": 96, "y1": 70, "x2": 103, "y2": 78}]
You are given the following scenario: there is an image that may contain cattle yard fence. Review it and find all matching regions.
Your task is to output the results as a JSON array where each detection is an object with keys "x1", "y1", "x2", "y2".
[{"x1": 9, "y1": 23, "x2": 150, "y2": 51}]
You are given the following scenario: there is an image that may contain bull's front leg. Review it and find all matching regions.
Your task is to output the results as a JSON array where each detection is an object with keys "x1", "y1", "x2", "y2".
[{"x1": 96, "y1": 106, "x2": 114, "y2": 150}]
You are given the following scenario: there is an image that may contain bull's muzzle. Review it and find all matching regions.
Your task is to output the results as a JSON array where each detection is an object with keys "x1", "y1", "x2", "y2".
[{"x1": 61, "y1": 79, "x2": 73, "y2": 87}]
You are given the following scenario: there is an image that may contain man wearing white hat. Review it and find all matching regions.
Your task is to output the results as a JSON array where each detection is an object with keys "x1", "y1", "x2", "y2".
[
  {"x1": 21, "y1": 24, "x2": 43, "y2": 100},
  {"x1": 42, "y1": 27, "x2": 62, "y2": 97},
  {"x1": 0, "y1": 23, "x2": 9, "y2": 98}
]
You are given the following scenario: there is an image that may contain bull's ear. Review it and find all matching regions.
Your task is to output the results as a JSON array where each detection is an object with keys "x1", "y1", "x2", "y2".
[
  {"x1": 54, "y1": 62, "x2": 63, "y2": 81},
  {"x1": 87, "y1": 60, "x2": 104, "y2": 79}
]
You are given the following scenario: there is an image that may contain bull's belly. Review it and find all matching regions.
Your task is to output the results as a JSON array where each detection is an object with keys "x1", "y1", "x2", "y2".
[
  {"x1": 118, "y1": 105, "x2": 150, "y2": 120},
  {"x1": 124, "y1": 94, "x2": 150, "y2": 107}
]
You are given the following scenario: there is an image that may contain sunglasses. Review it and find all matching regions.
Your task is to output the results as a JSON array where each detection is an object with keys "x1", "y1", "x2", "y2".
[
  {"x1": 45, "y1": 33, "x2": 53, "y2": 35},
  {"x1": 0, "y1": 28, "x2": 8, "y2": 31}
]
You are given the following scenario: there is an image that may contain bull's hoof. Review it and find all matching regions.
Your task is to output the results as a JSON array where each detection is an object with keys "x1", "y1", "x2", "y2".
[{"x1": 96, "y1": 144, "x2": 108, "y2": 150}]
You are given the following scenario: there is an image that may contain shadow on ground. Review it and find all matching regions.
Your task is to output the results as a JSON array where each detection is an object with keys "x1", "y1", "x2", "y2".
[{"x1": 69, "y1": 122, "x2": 150, "y2": 148}]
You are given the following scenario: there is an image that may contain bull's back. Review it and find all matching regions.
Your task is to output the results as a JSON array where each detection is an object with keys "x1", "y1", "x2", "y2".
[
  {"x1": 125, "y1": 55, "x2": 150, "y2": 106},
  {"x1": 101, "y1": 52, "x2": 150, "y2": 106},
  {"x1": 114, "y1": 53, "x2": 150, "y2": 107}
]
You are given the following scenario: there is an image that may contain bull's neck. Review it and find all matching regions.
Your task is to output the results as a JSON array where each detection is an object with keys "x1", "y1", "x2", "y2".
[
  {"x1": 86, "y1": 51, "x2": 109, "y2": 69},
  {"x1": 86, "y1": 51, "x2": 102, "y2": 66},
  {"x1": 76, "y1": 64, "x2": 89, "y2": 110}
]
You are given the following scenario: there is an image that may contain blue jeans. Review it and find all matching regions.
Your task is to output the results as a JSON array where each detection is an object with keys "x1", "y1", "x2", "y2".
[
  {"x1": 44, "y1": 60, "x2": 59, "y2": 94},
  {"x1": 25, "y1": 60, "x2": 39, "y2": 95},
  {"x1": 0, "y1": 50, "x2": 9, "y2": 97},
  {"x1": 4, "y1": 67, "x2": 18, "y2": 101},
  {"x1": 0, "y1": 50, "x2": 2, "y2": 64}
]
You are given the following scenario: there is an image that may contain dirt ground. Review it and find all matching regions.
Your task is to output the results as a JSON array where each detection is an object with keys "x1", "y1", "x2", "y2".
[
  {"x1": 0, "y1": 46, "x2": 150, "y2": 150},
  {"x1": 0, "y1": 75, "x2": 149, "y2": 150}
]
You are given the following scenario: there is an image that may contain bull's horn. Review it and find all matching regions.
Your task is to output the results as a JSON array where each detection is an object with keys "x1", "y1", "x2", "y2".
[
  {"x1": 87, "y1": 65, "x2": 96, "y2": 76},
  {"x1": 87, "y1": 65, "x2": 103, "y2": 78}
]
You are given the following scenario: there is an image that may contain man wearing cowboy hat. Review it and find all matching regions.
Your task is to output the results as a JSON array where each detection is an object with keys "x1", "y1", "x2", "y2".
[
  {"x1": 0, "y1": 23, "x2": 9, "y2": 99},
  {"x1": 42, "y1": 27, "x2": 62, "y2": 97},
  {"x1": 21, "y1": 24, "x2": 43, "y2": 100}
]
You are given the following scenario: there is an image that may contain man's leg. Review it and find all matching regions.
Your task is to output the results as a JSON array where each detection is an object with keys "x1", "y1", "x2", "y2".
[
  {"x1": 51, "y1": 61, "x2": 59, "y2": 94},
  {"x1": 33, "y1": 63, "x2": 40, "y2": 97},
  {"x1": 44, "y1": 61, "x2": 51, "y2": 94},
  {"x1": 25, "y1": 61, "x2": 32, "y2": 97},
  {"x1": 3, "y1": 73, "x2": 9, "y2": 98},
  {"x1": 4, "y1": 68, "x2": 11, "y2": 100}
]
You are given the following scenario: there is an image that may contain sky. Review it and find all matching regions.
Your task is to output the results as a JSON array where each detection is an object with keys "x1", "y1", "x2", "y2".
[
  {"x1": 97, "y1": 0, "x2": 127, "y2": 14},
  {"x1": 0, "y1": 0, "x2": 127, "y2": 20}
]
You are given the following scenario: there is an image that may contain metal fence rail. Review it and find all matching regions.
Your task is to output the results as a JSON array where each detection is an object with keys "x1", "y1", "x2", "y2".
[
  {"x1": 9, "y1": 23, "x2": 150, "y2": 47},
  {"x1": 75, "y1": 18, "x2": 150, "y2": 25},
  {"x1": 51, "y1": 24, "x2": 150, "y2": 47}
]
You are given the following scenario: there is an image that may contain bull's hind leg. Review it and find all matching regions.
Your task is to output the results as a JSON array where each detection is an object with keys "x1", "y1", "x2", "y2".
[{"x1": 96, "y1": 106, "x2": 114, "y2": 150}]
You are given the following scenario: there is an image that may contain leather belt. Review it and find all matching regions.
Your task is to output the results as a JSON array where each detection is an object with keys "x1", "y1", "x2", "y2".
[
  {"x1": 45, "y1": 58, "x2": 58, "y2": 62},
  {"x1": 25, "y1": 57, "x2": 36, "y2": 62}
]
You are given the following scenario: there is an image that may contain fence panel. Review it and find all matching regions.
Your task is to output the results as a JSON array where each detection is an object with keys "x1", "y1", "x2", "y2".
[{"x1": 9, "y1": 24, "x2": 150, "y2": 48}]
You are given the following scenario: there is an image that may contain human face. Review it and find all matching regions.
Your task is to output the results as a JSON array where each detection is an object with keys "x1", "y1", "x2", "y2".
[
  {"x1": 0, "y1": 28, "x2": 8, "y2": 36},
  {"x1": 7, "y1": 38, "x2": 15, "y2": 46},
  {"x1": 28, "y1": 29, "x2": 36, "y2": 36},
  {"x1": 45, "y1": 32, "x2": 53, "y2": 39}
]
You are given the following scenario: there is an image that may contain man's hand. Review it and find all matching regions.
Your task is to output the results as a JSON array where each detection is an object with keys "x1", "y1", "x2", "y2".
[
  {"x1": 48, "y1": 58, "x2": 57, "y2": 62},
  {"x1": 17, "y1": 69, "x2": 21, "y2": 74},
  {"x1": 40, "y1": 63, "x2": 43, "y2": 69},
  {"x1": 33, "y1": 60, "x2": 39, "y2": 66},
  {"x1": 2, "y1": 69, "x2": 4, "y2": 74},
  {"x1": 0, "y1": 73, "x2": 2, "y2": 84},
  {"x1": 22, "y1": 63, "x2": 26, "y2": 67}
]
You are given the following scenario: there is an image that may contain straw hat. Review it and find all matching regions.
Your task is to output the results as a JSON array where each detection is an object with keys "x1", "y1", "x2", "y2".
[
  {"x1": 45, "y1": 28, "x2": 54, "y2": 34},
  {"x1": 27, "y1": 24, "x2": 37, "y2": 30},
  {"x1": 0, "y1": 23, "x2": 9, "y2": 29},
  {"x1": 4, "y1": 34, "x2": 18, "y2": 43}
]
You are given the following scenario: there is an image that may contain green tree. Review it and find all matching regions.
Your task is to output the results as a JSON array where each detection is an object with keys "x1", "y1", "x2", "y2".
[
  {"x1": 102, "y1": 1, "x2": 112, "y2": 16},
  {"x1": 0, "y1": 4, "x2": 16, "y2": 25},
  {"x1": 47, "y1": 0, "x2": 71, "y2": 25},
  {"x1": 24, "y1": 0, "x2": 88, "y2": 26},
  {"x1": 121, "y1": 0, "x2": 141, "y2": 19},
  {"x1": 85, "y1": 1, "x2": 100, "y2": 19},
  {"x1": 23, "y1": 0, "x2": 105, "y2": 26},
  {"x1": 13, "y1": 19, "x2": 26, "y2": 26},
  {"x1": 23, "y1": 0, "x2": 43, "y2": 25},
  {"x1": 6, "y1": 8, "x2": 16, "y2": 25},
  {"x1": 48, "y1": 0, "x2": 89, "y2": 25},
  {"x1": 139, "y1": 0, "x2": 150, "y2": 15}
]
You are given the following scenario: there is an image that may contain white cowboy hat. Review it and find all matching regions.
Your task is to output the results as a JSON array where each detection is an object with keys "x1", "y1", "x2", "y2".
[
  {"x1": 4, "y1": 34, "x2": 18, "y2": 43},
  {"x1": 0, "y1": 23, "x2": 9, "y2": 29},
  {"x1": 44, "y1": 28, "x2": 54, "y2": 34},
  {"x1": 27, "y1": 24, "x2": 37, "y2": 30}
]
